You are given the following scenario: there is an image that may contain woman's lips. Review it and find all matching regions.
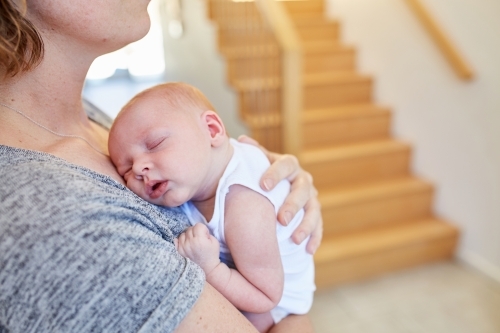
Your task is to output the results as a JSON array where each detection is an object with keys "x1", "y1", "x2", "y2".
[{"x1": 146, "y1": 180, "x2": 168, "y2": 199}]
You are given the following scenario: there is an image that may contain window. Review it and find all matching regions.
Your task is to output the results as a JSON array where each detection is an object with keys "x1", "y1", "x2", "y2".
[{"x1": 86, "y1": 0, "x2": 165, "y2": 81}]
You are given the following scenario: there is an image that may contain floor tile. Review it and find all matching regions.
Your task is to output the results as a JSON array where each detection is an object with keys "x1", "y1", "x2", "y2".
[{"x1": 309, "y1": 261, "x2": 500, "y2": 333}]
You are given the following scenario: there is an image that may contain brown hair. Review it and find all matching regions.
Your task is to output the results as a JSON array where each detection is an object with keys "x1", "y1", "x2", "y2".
[{"x1": 0, "y1": 0, "x2": 44, "y2": 77}]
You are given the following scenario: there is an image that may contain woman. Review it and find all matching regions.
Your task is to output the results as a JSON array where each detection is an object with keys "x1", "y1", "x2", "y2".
[{"x1": 0, "y1": 0, "x2": 322, "y2": 332}]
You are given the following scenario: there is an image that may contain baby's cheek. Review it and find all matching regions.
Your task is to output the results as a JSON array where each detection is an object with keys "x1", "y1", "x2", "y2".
[
  {"x1": 127, "y1": 180, "x2": 144, "y2": 198},
  {"x1": 159, "y1": 188, "x2": 188, "y2": 208}
]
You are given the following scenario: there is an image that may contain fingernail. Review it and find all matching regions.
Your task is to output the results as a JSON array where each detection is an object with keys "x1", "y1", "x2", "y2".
[
  {"x1": 307, "y1": 243, "x2": 318, "y2": 255},
  {"x1": 296, "y1": 232, "x2": 306, "y2": 244},
  {"x1": 263, "y1": 179, "x2": 273, "y2": 191},
  {"x1": 284, "y1": 211, "x2": 293, "y2": 225}
]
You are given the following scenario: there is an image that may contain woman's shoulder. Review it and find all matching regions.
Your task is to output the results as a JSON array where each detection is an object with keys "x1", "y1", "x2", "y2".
[
  {"x1": 0, "y1": 144, "x2": 205, "y2": 332},
  {"x1": 0, "y1": 144, "x2": 190, "y2": 239}
]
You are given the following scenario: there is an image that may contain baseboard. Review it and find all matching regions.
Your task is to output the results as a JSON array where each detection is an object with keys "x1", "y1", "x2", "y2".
[{"x1": 457, "y1": 250, "x2": 500, "y2": 285}]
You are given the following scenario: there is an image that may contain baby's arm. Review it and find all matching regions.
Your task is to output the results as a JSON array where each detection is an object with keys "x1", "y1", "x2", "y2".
[
  {"x1": 177, "y1": 185, "x2": 284, "y2": 314},
  {"x1": 210, "y1": 184, "x2": 284, "y2": 313}
]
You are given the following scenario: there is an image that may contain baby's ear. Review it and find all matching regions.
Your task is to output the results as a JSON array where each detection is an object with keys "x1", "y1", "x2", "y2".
[{"x1": 202, "y1": 110, "x2": 227, "y2": 147}]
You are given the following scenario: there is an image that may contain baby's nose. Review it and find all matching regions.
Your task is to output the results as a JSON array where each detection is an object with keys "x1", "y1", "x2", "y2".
[{"x1": 132, "y1": 161, "x2": 149, "y2": 175}]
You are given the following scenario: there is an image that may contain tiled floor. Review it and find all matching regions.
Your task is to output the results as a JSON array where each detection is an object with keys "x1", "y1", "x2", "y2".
[{"x1": 309, "y1": 261, "x2": 500, "y2": 333}]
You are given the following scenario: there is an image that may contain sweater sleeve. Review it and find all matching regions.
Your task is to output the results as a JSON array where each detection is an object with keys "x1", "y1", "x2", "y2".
[{"x1": 0, "y1": 147, "x2": 205, "y2": 333}]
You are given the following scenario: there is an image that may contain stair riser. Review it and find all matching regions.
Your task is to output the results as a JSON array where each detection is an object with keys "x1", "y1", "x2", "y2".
[
  {"x1": 322, "y1": 190, "x2": 433, "y2": 236},
  {"x1": 304, "y1": 149, "x2": 411, "y2": 189},
  {"x1": 305, "y1": 51, "x2": 356, "y2": 74},
  {"x1": 305, "y1": 81, "x2": 372, "y2": 109},
  {"x1": 238, "y1": 90, "x2": 280, "y2": 118},
  {"x1": 303, "y1": 113, "x2": 391, "y2": 149},
  {"x1": 248, "y1": 124, "x2": 282, "y2": 153},
  {"x1": 225, "y1": 52, "x2": 356, "y2": 82},
  {"x1": 210, "y1": 1, "x2": 325, "y2": 22},
  {"x1": 227, "y1": 57, "x2": 280, "y2": 83},
  {"x1": 289, "y1": 13, "x2": 326, "y2": 21},
  {"x1": 297, "y1": 26, "x2": 340, "y2": 41},
  {"x1": 218, "y1": 34, "x2": 275, "y2": 49},
  {"x1": 243, "y1": 112, "x2": 391, "y2": 152},
  {"x1": 284, "y1": 1, "x2": 324, "y2": 14},
  {"x1": 314, "y1": 237, "x2": 457, "y2": 288},
  {"x1": 208, "y1": 2, "x2": 259, "y2": 21}
]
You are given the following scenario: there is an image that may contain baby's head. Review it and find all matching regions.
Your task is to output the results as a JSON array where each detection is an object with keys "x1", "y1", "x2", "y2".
[{"x1": 109, "y1": 82, "x2": 229, "y2": 207}]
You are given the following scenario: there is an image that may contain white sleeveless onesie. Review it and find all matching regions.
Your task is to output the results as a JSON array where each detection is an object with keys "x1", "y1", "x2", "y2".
[{"x1": 181, "y1": 139, "x2": 315, "y2": 322}]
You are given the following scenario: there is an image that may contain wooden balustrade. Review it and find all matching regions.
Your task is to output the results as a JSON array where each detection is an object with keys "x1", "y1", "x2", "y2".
[
  {"x1": 256, "y1": 0, "x2": 302, "y2": 155},
  {"x1": 209, "y1": 0, "x2": 302, "y2": 154}
]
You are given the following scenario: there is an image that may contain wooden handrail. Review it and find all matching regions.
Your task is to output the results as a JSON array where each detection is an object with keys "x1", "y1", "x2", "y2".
[
  {"x1": 405, "y1": 0, "x2": 474, "y2": 80},
  {"x1": 255, "y1": 0, "x2": 302, "y2": 155}
]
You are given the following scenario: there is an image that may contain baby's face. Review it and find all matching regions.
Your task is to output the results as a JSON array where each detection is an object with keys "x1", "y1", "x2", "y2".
[{"x1": 109, "y1": 97, "x2": 213, "y2": 207}]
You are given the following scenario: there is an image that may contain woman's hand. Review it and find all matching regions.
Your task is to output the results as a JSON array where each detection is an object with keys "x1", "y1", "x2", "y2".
[{"x1": 237, "y1": 136, "x2": 323, "y2": 254}]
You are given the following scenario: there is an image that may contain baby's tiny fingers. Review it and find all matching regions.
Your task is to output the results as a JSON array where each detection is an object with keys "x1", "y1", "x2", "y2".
[{"x1": 192, "y1": 223, "x2": 210, "y2": 238}]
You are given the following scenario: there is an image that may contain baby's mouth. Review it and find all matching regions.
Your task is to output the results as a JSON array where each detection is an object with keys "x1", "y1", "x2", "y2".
[{"x1": 146, "y1": 180, "x2": 168, "y2": 199}]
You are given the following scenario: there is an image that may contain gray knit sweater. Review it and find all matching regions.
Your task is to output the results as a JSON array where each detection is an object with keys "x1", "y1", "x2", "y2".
[{"x1": 0, "y1": 104, "x2": 205, "y2": 332}]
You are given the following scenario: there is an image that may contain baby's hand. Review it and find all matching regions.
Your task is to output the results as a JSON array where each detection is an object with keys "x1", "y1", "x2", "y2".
[{"x1": 175, "y1": 223, "x2": 221, "y2": 274}]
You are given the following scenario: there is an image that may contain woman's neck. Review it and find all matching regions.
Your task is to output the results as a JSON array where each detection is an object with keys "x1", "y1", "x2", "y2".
[
  {"x1": 0, "y1": 35, "x2": 93, "y2": 128},
  {"x1": 0, "y1": 37, "x2": 125, "y2": 184},
  {"x1": 1, "y1": 17, "x2": 106, "y2": 139}
]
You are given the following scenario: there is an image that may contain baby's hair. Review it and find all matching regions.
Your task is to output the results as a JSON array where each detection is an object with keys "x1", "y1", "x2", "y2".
[{"x1": 121, "y1": 82, "x2": 217, "y2": 116}]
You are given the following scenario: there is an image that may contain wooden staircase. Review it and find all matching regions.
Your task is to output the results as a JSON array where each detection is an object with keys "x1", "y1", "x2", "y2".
[{"x1": 208, "y1": 0, "x2": 459, "y2": 289}]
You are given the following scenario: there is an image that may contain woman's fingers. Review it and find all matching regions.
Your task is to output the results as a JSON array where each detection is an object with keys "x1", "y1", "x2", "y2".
[
  {"x1": 261, "y1": 154, "x2": 300, "y2": 191},
  {"x1": 237, "y1": 135, "x2": 261, "y2": 148},
  {"x1": 291, "y1": 196, "x2": 323, "y2": 254},
  {"x1": 276, "y1": 171, "x2": 313, "y2": 226},
  {"x1": 238, "y1": 135, "x2": 301, "y2": 190}
]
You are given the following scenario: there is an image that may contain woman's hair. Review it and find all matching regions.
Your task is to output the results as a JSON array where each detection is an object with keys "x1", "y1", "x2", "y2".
[{"x1": 0, "y1": 0, "x2": 44, "y2": 77}]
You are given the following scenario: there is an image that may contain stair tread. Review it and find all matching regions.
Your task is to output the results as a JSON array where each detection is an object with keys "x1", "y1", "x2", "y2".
[
  {"x1": 301, "y1": 139, "x2": 409, "y2": 164},
  {"x1": 318, "y1": 177, "x2": 433, "y2": 207},
  {"x1": 283, "y1": 0, "x2": 324, "y2": 13},
  {"x1": 221, "y1": 45, "x2": 280, "y2": 58},
  {"x1": 303, "y1": 41, "x2": 354, "y2": 54},
  {"x1": 315, "y1": 218, "x2": 458, "y2": 263},
  {"x1": 303, "y1": 103, "x2": 390, "y2": 122},
  {"x1": 304, "y1": 71, "x2": 371, "y2": 85},
  {"x1": 294, "y1": 18, "x2": 339, "y2": 28},
  {"x1": 244, "y1": 104, "x2": 390, "y2": 125},
  {"x1": 234, "y1": 71, "x2": 370, "y2": 90},
  {"x1": 222, "y1": 41, "x2": 353, "y2": 59}
]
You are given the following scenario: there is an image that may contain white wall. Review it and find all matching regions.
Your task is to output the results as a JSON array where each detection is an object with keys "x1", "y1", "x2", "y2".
[
  {"x1": 161, "y1": 0, "x2": 249, "y2": 137},
  {"x1": 326, "y1": 0, "x2": 500, "y2": 280}
]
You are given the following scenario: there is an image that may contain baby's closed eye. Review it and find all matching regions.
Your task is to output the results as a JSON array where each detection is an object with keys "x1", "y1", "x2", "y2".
[{"x1": 146, "y1": 136, "x2": 167, "y2": 150}]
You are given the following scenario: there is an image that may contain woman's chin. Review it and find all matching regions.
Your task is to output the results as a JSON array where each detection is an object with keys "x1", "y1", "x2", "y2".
[
  {"x1": 130, "y1": 16, "x2": 151, "y2": 43},
  {"x1": 107, "y1": 19, "x2": 151, "y2": 52}
]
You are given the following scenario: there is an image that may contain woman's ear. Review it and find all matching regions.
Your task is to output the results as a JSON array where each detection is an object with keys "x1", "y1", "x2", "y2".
[{"x1": 202, "y1": 110, "x2": 227, "y2": 147}]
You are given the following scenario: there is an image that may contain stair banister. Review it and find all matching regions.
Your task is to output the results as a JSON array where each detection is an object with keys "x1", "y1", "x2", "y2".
[
  {"x1": 405, "y1": 0, "x2": 474, "y2": 80},
  {"x1": 255, "y1": 0, "x2": 303, "y2": 155}
]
